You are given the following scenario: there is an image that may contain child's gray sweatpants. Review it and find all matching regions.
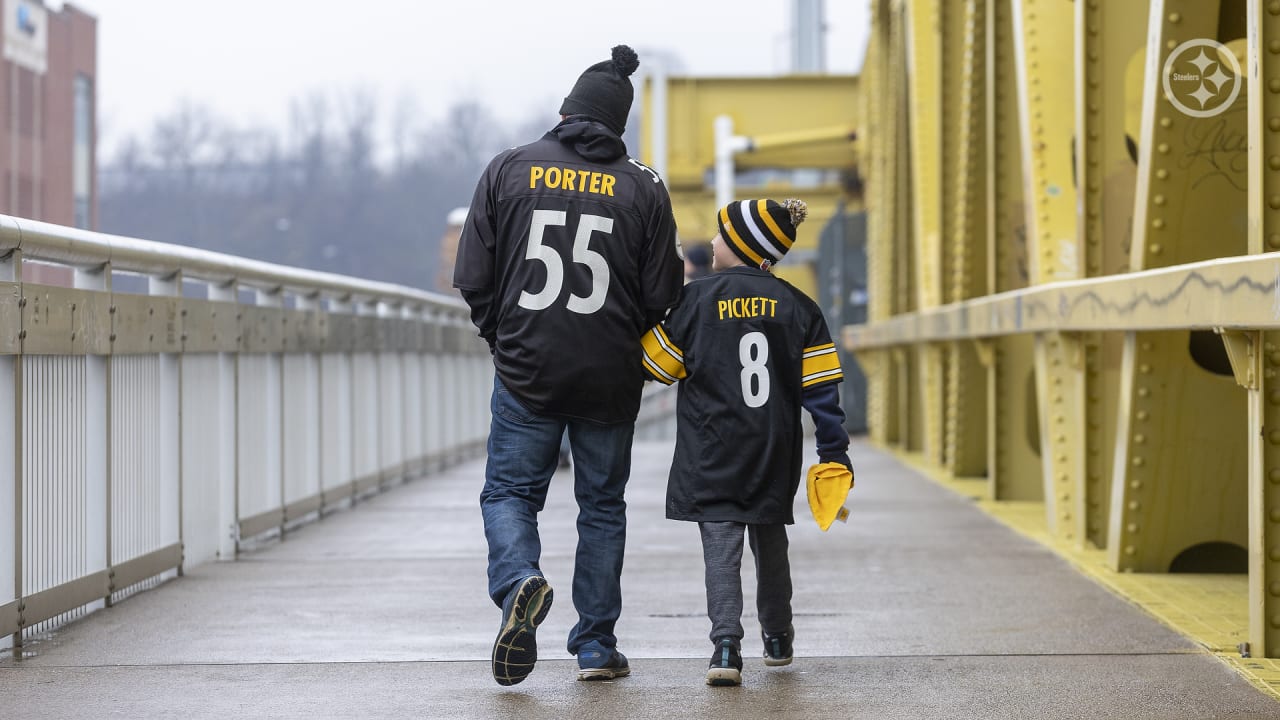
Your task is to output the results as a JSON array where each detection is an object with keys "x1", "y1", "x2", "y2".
[{"x1": 698, "y1": 521, "x2": 793, "y2": 645}]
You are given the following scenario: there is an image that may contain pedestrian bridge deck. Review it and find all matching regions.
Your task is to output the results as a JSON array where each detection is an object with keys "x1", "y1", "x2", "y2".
[{"x1": 2, "y1": 438, "x2": 1277, "y2": 719}]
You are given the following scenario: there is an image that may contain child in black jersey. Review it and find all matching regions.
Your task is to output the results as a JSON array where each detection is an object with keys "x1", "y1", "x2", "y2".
[{"x1": 641, "y1": 198, "x2": 852, "y2": 686}]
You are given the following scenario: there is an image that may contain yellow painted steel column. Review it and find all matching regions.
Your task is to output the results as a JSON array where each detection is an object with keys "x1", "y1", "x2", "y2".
[
  {"x1": 1109, "y1": 0, "x2": 1249, "y2": 573},
  {"x1": 946, "y1": 0, "x2": 991, "y2": 480},
  {"x1": 893, "y1": 0, "x2": 918, "y2": 451},
  {"x1": 989, "y1": 0, "x2": 1041, "y2": 501},
  {"x1": 907, "y1": 0, "x2": 948, "y2": 466},
  {"x1": 1248, "y1": 0, "x2": 1280, "y2": 659},
  {"x1": 1074, "y1": 0, "x2": 1149, "y2": 550},
  {"x1": 1014, "y1": 0, "x2": 1081, "y2": 533},
  {"x1": 862, "y1": 0, "x2": 895, "y2": 446}
]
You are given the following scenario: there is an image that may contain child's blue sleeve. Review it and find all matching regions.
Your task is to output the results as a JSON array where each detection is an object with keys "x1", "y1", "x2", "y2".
[{"x1": 802, "y1": 383, "x2": 850, "y2": 470}]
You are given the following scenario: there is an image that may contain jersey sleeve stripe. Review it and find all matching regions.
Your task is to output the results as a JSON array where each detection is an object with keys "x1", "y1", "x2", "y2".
[
  {"x1": 653, "y1": 324, "x2": 684, "y2": 361},
  {"x1": 802, "y1": 349, "x2": 842, "y2": 378},
  {"x1": 641, "y1": 327, "x2": 687, "y2": 380},
  {"x1": 642, "y1": 354, "x2": 678, "y2": 385},
  {"x1": 802, "y1": 368, "x2": 844, "y2": 387}
]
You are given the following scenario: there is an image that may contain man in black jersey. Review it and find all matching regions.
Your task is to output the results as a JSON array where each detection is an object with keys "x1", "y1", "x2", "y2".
[{"x1": 454, "y1": 45, "x2": 684, "y2": 686}]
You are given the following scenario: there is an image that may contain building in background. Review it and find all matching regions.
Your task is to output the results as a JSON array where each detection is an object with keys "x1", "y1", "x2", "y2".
[{"x1": 1, "y1": 0, "x2": 95, "y2": 229}]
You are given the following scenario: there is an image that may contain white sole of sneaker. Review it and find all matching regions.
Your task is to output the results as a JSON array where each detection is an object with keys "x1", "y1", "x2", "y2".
[
  {"x1": 705, "y1": 667, "x2": 742, "y2": 686},
  {"x1": 763, "y1": 656, "x2": 793, "y2": 667},
  {"x1": 577, "y1": 666, "x2": 631, "y2": 681}
]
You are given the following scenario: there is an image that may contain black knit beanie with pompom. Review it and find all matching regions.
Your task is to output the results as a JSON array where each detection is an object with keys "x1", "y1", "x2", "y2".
[{"x1": 559, "y1": 45, "x2": 640, "y2": 136}]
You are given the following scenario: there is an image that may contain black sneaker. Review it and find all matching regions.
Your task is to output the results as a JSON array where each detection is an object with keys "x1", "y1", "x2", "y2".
[
  {"x1": 491, "y1": 575, "x2": 553, "y2": 686},
  {"x1": 762, "y1": 626, "x2": 794, "y2": 666},
  {"x1": 577, "y1": 646, "x2": 631, "y2": 681},
  {"x1": 705, "y1": 637, "x2": 742, "y2": 686}
]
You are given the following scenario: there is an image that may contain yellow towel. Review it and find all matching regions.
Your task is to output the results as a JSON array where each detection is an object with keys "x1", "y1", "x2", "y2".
[{"x1": 807, "y1": 462, "x2": 855, "y2": 531}]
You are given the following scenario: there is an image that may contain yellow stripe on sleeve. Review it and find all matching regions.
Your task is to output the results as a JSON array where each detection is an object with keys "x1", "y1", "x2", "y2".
[
  {"x1": 641, "y1": 327, "x2": 686, "y2": 383},
  {"x1": 802, "y1": 345, "x2": 842, "y2": 387}
]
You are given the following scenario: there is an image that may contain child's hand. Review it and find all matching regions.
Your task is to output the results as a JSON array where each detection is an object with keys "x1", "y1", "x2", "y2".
[{"x1": 820, "y1": 452, "x2": 854, "y2": 478}]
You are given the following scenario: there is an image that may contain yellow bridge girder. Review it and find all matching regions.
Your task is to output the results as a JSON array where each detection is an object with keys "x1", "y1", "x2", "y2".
[
  {"x1": 852, "y1": 0, "x2": 1280, "y2": 661},
  {"x1": 640, "y1": 75, "x2": 860, "y2": 298}
]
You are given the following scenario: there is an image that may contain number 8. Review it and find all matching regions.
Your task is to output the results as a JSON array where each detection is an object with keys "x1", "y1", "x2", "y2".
[{"x1": 739, "y1": 332, "x2": 770, "y2": 407}]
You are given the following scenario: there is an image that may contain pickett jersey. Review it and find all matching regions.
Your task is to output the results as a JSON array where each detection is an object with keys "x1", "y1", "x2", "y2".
[
  {"x1": 454, "y1": 119, "x2": 684, "y2": 424},
  {"x1": 641, "y1": 266, "x2": 843, "y2": 524}
]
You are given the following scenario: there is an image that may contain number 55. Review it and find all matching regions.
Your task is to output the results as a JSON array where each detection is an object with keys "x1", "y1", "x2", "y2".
[{"x1": 518, "y1": 209, "x2": 613, "y2": 315}]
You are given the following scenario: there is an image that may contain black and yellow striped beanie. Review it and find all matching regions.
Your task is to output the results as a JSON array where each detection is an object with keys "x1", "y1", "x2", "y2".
[{"x1": 717, "y1": 198, "x2": 808, "y2": 271}]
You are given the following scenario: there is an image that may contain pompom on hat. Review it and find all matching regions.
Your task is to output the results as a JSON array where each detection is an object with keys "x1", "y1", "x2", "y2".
[
  {"x1": 717, "y1": 198, "x2": 808, "y2": 271},
  {"x1": 559, "y1": 45, "x2": 640, "y2": 136}
]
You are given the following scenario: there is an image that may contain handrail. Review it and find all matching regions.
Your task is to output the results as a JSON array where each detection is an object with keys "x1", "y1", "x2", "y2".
[{"x1": 0, "y1": 215, "x2": 467, "y2": 309}]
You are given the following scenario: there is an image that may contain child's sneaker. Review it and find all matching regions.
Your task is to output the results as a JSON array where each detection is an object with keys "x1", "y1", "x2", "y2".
[
  {"x1": 762, "y1": 626, "x2": 793, "y2": 666},
  {"x1": 705, "y1": 637, "x2": 742, "y2": 686}
]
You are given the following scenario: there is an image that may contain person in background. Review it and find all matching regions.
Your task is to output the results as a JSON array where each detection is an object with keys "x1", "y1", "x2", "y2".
[
  {"x1": 684, "y1": 242, "x2": 713, "y2": 282},
  {"x1": 453, "y1": 44, "x2": 684, "y2": 686},
  {"x1": 639, "y1": 198, "x2": 852, "y2": 687}
]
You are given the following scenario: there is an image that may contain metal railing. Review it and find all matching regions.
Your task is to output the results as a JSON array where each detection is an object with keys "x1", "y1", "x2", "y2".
[{"x1": 0, "y1": 215, "x2": 495, "y2": 651}]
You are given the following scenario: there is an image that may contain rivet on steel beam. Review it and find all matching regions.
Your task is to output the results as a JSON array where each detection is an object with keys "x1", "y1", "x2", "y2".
[
  {"x1": 1139, "y1": 364, "x2": 1152, "y2": 374},
  {"x1": 1124, "y1": 546, "x2": 1136, "y2": 555},
  {"x1": 1157, "y1": 143, "x2": 1170, "y2": 154},
  {"x1": 1132, "y1": 457, "x2": 1145, "y2": 467},
  {"x1": 1166, "y1": 40, "x2": 1176, "y2": 51},
  {"x1": 1270, "y1": 430, "x2": 1280, "y2": 445},
  {"x1": 1127, "y1": 523, "x2": 1139, "y2": 533},
  {"x1": 1271, "y1": 390, "x2": 1280, "y2": 405},
  {"x1": 1272, "y1": 0, "x2": 1280, "y2": 15},
  {"x1": 1271, "y1": 547, "x2": 1280, "y2": 561},
  {"x1": 1128, "y1": 501, "x2": 1142, "y2": 511},
  {"x1": 1159, "y1": 117, "x2": 1172, "y2": 129},
  {"x1": 1271, "y1": 118, "x2": 1280, "y2": 132},
  {"x1": 1271, "y1": 582, "x2": 1280, "y2": 596},
  {"x1": 1154, "y1": 194, "x2": 1166, "y2": 206},
  {"x1": 1130, "y1": 480, "x2": 1142, "y2": 490},
  {"x1": 1140, "y1": 342, "x2": 1153, "y2": 351},
  {"x1": 1270, "y1": 468, "x2": 1280, "y2": 483},
  {"x1": 1272, "y1": 614, "x2": 1280, "y2": 629},
  {"x1": 1137, "y1": 387, "x2": 1150, "y2": 398},
  {"x1": 1270, "y1": 156, "x2": 1280, "y2": 172},
  {"x1": 1271, "y1": 508, "x2": 1280, "y2": 523},
  {"x1": 1156, "y1": 169, "x2": 1169, "y2": 180},
  {"x1": 1271, "y1": 195, "x2": 1280, "y2": 210},
  {"x1": 1168, "y1": 13, "x2": 1181, "y2": 23},
  {"x1": 1134, "y1": 434, "x2": 1146, "y2": 444},
  {"x1": 1271, "y1": 40, "x2": 1280, "y2": 54},
  {"x1": 1272, "y1": 79, "x2": 1280, "y2": 94}
]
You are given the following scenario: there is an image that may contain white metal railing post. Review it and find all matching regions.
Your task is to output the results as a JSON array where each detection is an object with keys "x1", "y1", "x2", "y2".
[
  {"x1": 73, "y1": 264, "x2": 109, "y2": 611},
  {"x1": 401, "y1": 303, "x2": 423, "y2": 479},
  {"x1": 375, "y1": 299, "x2": 404, "y2": 485},
  {"x1": 353, "y1": 298, "x2": 379, "y2": 494},
  {"x1": 144, "y1": 273, "x2": 181, "y2": 575},
  {"x1": 320, "y1": 295, "x2": 355, "y2": 508},
  {"x1": 0, "y1": 249, "x2": 18, "y2": 652},
  {"x1": 207, "y1": 281, "x2": 238, "y2": 561}
]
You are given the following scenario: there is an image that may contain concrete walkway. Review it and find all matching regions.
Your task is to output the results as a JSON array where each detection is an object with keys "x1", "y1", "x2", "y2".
[{"x1": 3, "y1": 438, "x2": 1278, "y2": 719}]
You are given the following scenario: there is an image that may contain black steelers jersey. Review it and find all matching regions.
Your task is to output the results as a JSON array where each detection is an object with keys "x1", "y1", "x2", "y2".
[
  {"x1": 641, "y1": 266, "x2": 843, "y2": 524},
  {"x1": 454, "y1": 119, "x2": 684, "y2": 424}
]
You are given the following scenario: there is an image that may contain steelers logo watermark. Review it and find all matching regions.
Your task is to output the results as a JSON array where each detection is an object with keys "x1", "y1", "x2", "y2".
[{"x1": 1162, "y1": 38, "x2": 1241, "y2": 118}]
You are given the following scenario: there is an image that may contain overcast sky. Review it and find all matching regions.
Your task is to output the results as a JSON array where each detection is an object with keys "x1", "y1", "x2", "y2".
[{"x1": 60, "y1": 0, "x2": 870, "y2": 156}]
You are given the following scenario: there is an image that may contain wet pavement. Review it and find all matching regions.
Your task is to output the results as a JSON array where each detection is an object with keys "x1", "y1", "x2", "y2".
[{"x1": 3, "y1": 438, "x2": 1278, "y2": 719}]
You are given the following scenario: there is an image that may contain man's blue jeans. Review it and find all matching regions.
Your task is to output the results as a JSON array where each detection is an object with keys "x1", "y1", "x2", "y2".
[{"x1": 480, "y1": 376, "x2": 635, "y2": 655}]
